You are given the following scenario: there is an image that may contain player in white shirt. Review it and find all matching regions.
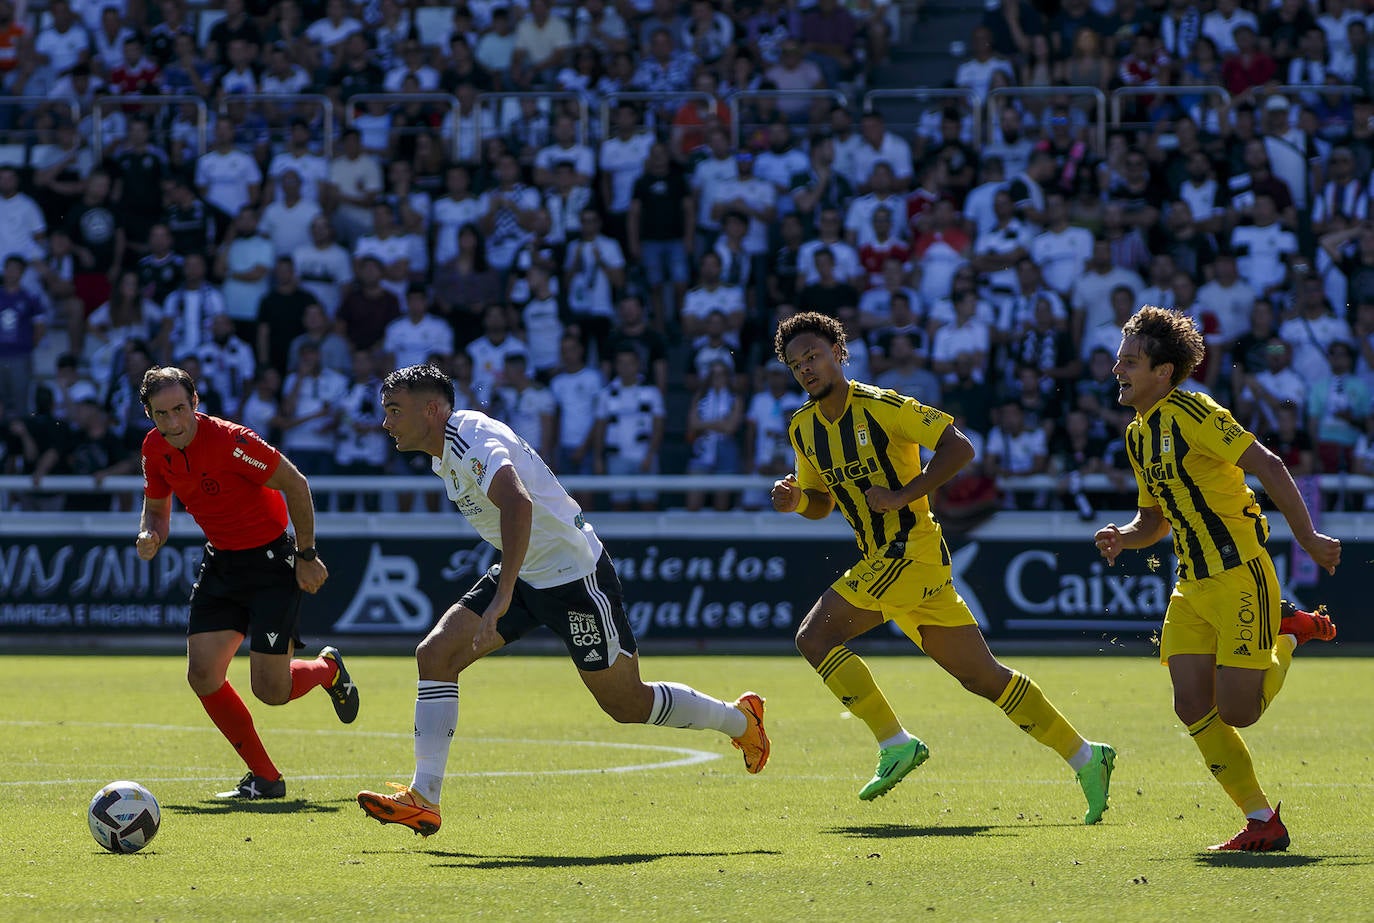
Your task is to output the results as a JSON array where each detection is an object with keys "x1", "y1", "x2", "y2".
[{"x1": 357, "y1": 364, "x2": 770, "y2": 836}]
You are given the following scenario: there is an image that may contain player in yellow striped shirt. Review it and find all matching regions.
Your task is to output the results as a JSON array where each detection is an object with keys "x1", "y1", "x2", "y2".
[
  {"x1": 771, "y1": 311, "x2": 1116, "y2": 824},
  {"x1": 1094, "y1": 306, "x2": 1340, "y2": 852}
]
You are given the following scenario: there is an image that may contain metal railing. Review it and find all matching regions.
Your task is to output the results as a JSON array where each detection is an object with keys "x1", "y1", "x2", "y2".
[
  {"x1": 987, "y1": 86, "x2": 1107, "y2": 154},
  {"x1": 0, "y1": 95, "x2": 82, "y2": 149},
  {"x1": 92, "y1": 95, "x2": 208, "y2": 160},
  {"x1": 863, "y1": 88, "x2": 983, "y2": 149},
  {"x1": 1110, "y1": 85, "x2": 1231, "y2": 130},
  {"x1": 345, "y1": 92, "x2": 455, "y2": 160},
  {"x1": 219, "y1": 93, "x2": 335, "y2": 160},
  {"x1": 731, "y1": 89, "x2": 848, "y2": 148},
  {"x1": 477, "y1": 91, "x2": 590, "y2": 162},
  {"x1": 598, "y1": 90, "x2": 716, "y2": 142}
]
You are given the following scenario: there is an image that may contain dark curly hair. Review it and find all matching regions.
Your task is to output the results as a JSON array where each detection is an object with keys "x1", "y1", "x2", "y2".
[
  {"x1": 382, "y1": 363, "x2": 456, "y2": 407},
  {"x1": 1120, "y1": 305, "x2": 1204, "y2": 386},
  {"x1": 774, "y1": 311, "x2": 849, "y2": 365}
]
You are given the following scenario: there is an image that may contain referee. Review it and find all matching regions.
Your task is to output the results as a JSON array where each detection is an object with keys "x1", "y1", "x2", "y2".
[{"x1": 136, "y1": 366, "x2": 359, "y2": 800}]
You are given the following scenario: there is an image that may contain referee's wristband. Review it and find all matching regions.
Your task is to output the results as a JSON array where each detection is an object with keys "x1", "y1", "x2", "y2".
[{"x1": 793, "y1": 491, "x2": 811, "y2": 516}]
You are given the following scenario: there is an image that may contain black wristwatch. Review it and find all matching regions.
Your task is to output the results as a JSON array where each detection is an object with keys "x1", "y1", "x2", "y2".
[{"x1": 297, "y1": 546, "x2": 319, "y2": 562}]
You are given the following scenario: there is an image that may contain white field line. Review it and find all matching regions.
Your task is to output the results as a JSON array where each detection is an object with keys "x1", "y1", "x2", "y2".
[{"x1": 0, "y1": 719, "x2": 722, "y2": 786}]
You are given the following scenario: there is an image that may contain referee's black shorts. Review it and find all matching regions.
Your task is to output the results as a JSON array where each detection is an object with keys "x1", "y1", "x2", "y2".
[{"x1": 188, "y1": 532, "x2": 303, "y2": 654}]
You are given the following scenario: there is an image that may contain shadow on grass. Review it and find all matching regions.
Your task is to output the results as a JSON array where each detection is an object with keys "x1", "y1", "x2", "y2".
[
  {"x1": 419, "y1": 849, "x2": 782, "y2": 870},
  {"x1": 1193, "y1": 852, "x2": 1349, "y2": 869},
  {"x1": 161, "y1": 799, "x2": 345, "y2": 816},
  {"x1": 825, "y1": 823, "x2": 1024, "y2": 839}
]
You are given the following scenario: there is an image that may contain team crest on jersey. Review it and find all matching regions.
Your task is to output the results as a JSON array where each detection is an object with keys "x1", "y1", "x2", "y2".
[
  {"x1": 470, "y1": 458, "x2": 486, "y2": 479},
  {"x1": 856, "y1": 425, "x2": 869, "y2": 447},
  {"x1": 1160, "y1": 435, "x2": 1172, "y2": 455}
]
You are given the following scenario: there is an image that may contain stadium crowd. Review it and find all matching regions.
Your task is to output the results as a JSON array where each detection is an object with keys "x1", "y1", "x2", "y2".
[{"x1": 0, "y1": 0, "x2": 1372, "y2": 518}]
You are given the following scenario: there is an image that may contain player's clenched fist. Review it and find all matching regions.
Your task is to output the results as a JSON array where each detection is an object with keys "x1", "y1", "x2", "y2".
[
  {"x1": 1094, "y1": 524, "x2": 1123, "y2": 566},
  {"x1": 136, "y1": 530, "x2": 162, "y2": 561},
  {"x1": 771, "y1": 473, "x2": 801, "y2": 513}
]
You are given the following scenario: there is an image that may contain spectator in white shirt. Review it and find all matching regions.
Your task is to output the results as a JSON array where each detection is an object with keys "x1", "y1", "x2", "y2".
[
  {"x1": 850, "y1": 111, "x2": 914, "y2": 191},
  {"x1": 384, "y1": 284, "x2": 455, "y2": 369},
  {"x1": 195, "y1": 119, "x2": 261, "y2": 223},
  {"x1": 466, "y1": 304, "x2": 530, "y2": 407},
  {"x1": 292, "y1": 216, "x2": 353, "y2": 317},
  {"x1": 34, "y1": 0, "x2": 92, "y2": 85},
  {"x1": 548, "y1": 333, "x2": 605, "y2": 477},
  {"x1": 266, "y1": 119, "x2": 329, "y2": 204},
  {"x1": 385, "y1": 39, "x2": 440, "y2": 92},
  {"x1": 279, "y1": 340, "x2": 351, "y2": 475},
  {"x1": 592, "y1": 346, "x2": 666, "y2": 511},
  {"x1": 563, "y1": 207, "x2": 625, "y2": 360},
  {"x1": 324, "y1": 128, "x2": 383, "y2": 245},
  {"x1": 533, "y1": 113, "x2": 596, "y2": 189},
  {"x1": 489, "y1": 352, "x2": 558, "y2": 460},
  {"x1": 192, "y1": 312, "x2": 256, "y2": 410},
  {"x1": 1030, "y1": 192, "x2": 1093, "y2": 296},
  {"x1": 259, "y1": 169, "x2": 322, "y2": 258},
  {"x1": 1230, "y1": 193, "x2": 1299, "y2": 296}
]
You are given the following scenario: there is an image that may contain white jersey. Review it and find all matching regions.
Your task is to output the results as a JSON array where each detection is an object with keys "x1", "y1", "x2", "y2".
[{"x1": 435, "y1": 410, "x2": 603, "y2": 588}]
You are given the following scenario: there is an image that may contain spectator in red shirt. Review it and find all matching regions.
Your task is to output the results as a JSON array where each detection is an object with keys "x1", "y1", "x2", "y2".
[
  {"x1": 109, "y1": 33, "x2": 161, "y2": 101},
  {"x1": 136, "y1": 366, "x2": 360, "y2": 801},
  {"x1": 1222, "y1": 25, "x2": 1277, "y2": 95}
]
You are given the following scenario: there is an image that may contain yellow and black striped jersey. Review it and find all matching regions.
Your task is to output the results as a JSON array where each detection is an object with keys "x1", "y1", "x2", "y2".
[
  {"x1": 790, "y1": 381, "x2": 951, "y2": 562},
  {"x1": 1125, "y1": 388, "x2": 1269, "y2": 581}
]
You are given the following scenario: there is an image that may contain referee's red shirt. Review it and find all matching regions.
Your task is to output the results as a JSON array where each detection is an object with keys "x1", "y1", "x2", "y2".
[{"x1": 142, "y1": 414, "x2": 288, "y2": 550}]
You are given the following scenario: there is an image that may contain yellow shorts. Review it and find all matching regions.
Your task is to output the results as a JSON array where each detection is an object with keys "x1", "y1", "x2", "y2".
[
  {"x1": 831, "y1": 554, "x2": 977, "y2": 649},
  {"x1": 1160, "y1": 553, "x2": 1280, "y2": 670}
]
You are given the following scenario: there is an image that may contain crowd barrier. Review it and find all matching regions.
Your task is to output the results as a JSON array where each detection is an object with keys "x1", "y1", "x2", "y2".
[{"x1": 1, "y1": 509, "x2": 1368, "y2": 645}]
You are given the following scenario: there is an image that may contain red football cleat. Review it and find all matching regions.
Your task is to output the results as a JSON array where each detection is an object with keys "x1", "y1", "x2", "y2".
[
  {"x1": 1279, "y1": 600, "x2": 1337, "y2": 646},
  {"x1": 1208, "y1": 804, "x2": 1290, "y2": 852}
]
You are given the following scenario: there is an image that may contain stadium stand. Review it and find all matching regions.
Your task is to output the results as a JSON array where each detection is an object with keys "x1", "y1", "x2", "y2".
[{"x1": 1, "y1": 0, "x2": 1372, "y2": 518}]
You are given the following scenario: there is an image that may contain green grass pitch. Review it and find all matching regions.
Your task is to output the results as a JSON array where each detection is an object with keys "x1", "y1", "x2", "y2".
[{"x1": 2, "y1": 652, "x2": 1371, "y2": 922}]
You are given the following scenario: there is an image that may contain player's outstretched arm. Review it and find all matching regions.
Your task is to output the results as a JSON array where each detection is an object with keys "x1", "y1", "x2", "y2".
[
  {"x1": 265, "y1": 454, "x2": 329, "y2": 593},
  {"x1": 1094, "y1": 505, "x2": 1169, "y2": 566},
  {"x1": 1238, "y1": 441, "x2": 1342, "y2": 575},
  {"x1": 136, "y1": 494, "x2": 172, "y2": 561}
]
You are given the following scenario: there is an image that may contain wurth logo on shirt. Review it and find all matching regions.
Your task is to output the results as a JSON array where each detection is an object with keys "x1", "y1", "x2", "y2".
[{"x1": 232, "y1": 447, "x2": 269, "y2": 471}]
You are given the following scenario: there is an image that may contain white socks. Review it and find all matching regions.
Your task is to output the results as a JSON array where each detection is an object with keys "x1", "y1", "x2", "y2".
[
  {"x1": 1067, "y1": 740, "x2": 1094, "y2": 772},
  {"x1": 879, "y1": 730, "x2": 914, "y2": 749},
  {"x1": 411, "y1": 680, "x2": 458, "y2": 805},
  {"x1": 648, "y1": 682, "x2": 747, "y2": 737}
]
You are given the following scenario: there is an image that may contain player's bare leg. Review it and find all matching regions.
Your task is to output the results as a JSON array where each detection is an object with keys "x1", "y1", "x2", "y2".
[{"x1": 580, "y1": 653, "x2": 770, "y2": 773}]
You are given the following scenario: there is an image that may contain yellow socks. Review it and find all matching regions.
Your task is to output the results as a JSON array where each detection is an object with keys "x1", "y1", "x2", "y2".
[
  {"x1": 1260, "y1": 636, "x2": 1296, "y2": 716},
  {"x1": 994, "y1": 671, "x2": 1085, "y2": 761},
  {"x1": 1188, "y1": 707, "x2": 1269, "y2": 816},
  {"x1": 817, "y1": 646, "x2": 904, "y2": 742}
]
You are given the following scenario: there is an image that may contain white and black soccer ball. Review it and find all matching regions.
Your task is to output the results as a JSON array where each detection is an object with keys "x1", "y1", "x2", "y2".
[{"x1": 87, "y1": 781, "x2": 161, "y2": 854}]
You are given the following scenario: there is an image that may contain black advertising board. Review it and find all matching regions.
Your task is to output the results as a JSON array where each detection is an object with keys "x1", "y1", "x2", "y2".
[{"x1": 1, "y1": 528, "x2": 1366, "y2": 644}]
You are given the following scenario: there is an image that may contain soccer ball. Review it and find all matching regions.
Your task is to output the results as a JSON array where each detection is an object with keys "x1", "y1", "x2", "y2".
[{"x1": 87, "y1": 781, "x2": 161, "y2": 854}]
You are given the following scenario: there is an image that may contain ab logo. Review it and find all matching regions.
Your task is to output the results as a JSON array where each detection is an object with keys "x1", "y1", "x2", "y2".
[{"x1": 334, "y1": 544, "x2": 434, "y2": 632}]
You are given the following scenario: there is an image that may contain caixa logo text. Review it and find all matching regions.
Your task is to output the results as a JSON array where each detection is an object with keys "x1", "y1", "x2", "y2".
[{"x1": 1004, "y1": 550, "x2": 1172, "y2": 616}]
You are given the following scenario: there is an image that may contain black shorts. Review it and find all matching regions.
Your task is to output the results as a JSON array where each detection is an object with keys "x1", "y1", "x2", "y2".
[
  {"x1": 459, "y1": 550, "x2": 638, "y2": 672},
  {"x1": 188, "y1": 532, "x2": 303, "y2": 655}
]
